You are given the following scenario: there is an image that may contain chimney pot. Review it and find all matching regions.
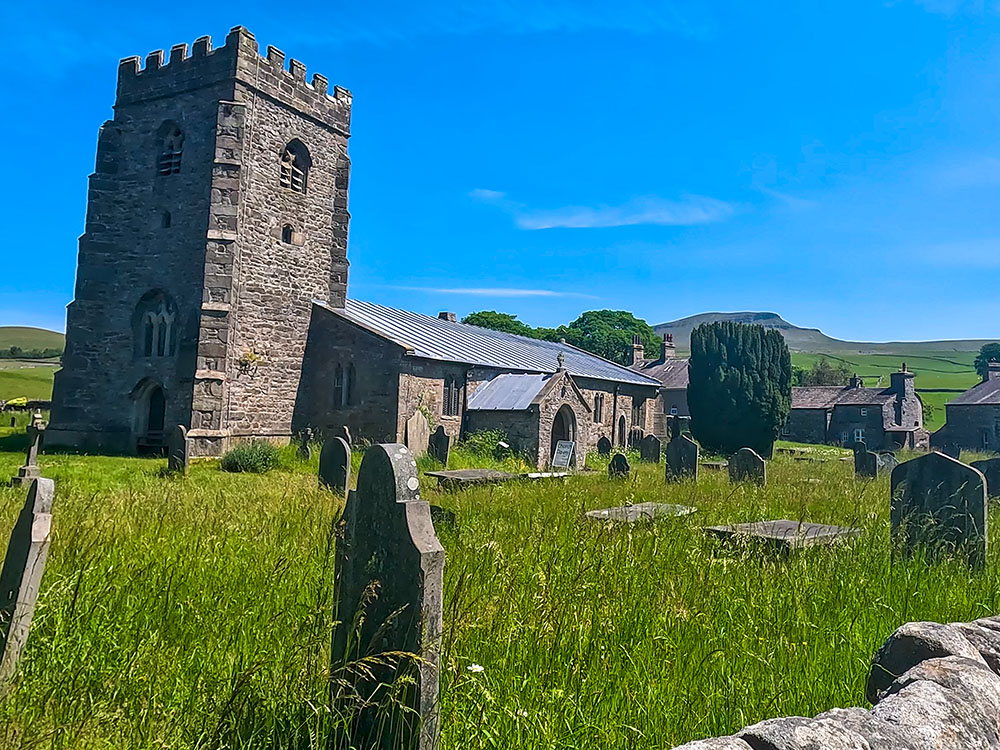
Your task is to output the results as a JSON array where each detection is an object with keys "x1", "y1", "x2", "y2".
[{"x1": 438, "y1": 311, "x2": 456, "y2": 322}]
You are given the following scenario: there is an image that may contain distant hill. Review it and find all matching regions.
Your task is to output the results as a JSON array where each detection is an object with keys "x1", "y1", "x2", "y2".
[
  {"x1": 0, "y1": 326, "x2": 65, "y2": 354},
  {"x1": 654, "y1": 312, "x2": 993, "y2": 355}
]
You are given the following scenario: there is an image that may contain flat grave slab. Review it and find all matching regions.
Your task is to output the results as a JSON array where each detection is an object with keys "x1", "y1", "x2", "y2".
[
  {"x1": 704, "y1": 519, "x2": 862, "y2": 549},
  {"x1": 700, "y1": 461, "x2": 728, "y2": 471},
  {"x1": 425, "y1": 468, "x2": 570, "y2": 491},
  {"x1": 585, "y1": 502, "x2": 696, "y2": 523}
]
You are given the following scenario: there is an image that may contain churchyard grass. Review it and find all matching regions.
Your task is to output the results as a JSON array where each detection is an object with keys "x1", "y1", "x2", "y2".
[{"x1": 1, "y1": 444, "x2": 999, "y2": 748}]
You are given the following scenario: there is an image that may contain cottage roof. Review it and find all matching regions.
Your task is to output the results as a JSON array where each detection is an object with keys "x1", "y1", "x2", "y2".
[
  {"x1": 466, "y1": 373, "x2": 551, "y2": 411},
  {"x1": 632, "y1": 358, "x2": 690, "y2": 389},
  {"x1": 949, "y1": 377, "x2": 1000, "y2": 406},
  {"x1": 792, "y1": 386, "x2": 895, "y2": 410},
  {"x1": 319, "y1": 299, "x2": 660, "y2": 387}
]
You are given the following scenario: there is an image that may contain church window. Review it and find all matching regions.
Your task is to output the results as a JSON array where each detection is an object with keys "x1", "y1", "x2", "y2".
[
  {"x1": 280, "y1": 139, "x2": 310, "y2": 193},
  {"x1": 157, "y1": 123, "x2": 183, "y2": 176},
  {"x1": 281, "y1": 224, "x2": 293, "y2": 243},
  {"x1": 593, "y1": 393, "x2": 604, "y2": 423},
  {"x1": 333, "y1": 363, "x2": 355, "y2": 408},
  {"x1": 443, "y1": 376, "x2": 461, "y2": 416},
  {"x1": 161, "y1": 211, "x2": 172, "y2": 228},
  {"x1": 133, "y1": 291, "x2": 177, "y2": 358}
]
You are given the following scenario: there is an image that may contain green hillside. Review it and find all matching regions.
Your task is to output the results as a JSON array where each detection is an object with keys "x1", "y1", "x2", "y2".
[
  {"x1": 0, "y1": 326, "x2": 65, "y2": 352},
  {"x1": 0, "y1": 362, "x2": 57, "y2": 401}
]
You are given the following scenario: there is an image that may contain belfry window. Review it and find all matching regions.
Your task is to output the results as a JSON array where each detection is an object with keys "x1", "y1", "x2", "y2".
[
  {"x1": 279, "y1": 140, "x2": 310, "y2": 193},
  {"x1": 281, "y1": 224, "x2": 293, "y2": 243},
  {"x1": 157, "y1": 123, "x2": 183, "y2": 176},
  {"x1": 134, "y1": 291, "x2": 178, "y2": 358}
]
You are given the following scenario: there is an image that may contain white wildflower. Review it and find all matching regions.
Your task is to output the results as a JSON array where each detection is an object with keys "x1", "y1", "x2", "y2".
[{"x1": 467, "y1": 663, "x2": 484, "y2": 673}]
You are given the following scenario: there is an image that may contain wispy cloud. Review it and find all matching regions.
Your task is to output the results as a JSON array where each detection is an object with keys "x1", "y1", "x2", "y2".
[
  {"x1": 386, "y1": 285, "x2": 598, "y2": 298},
  {"x1": 470, "y1": 190, "x2": 736, "y2": 230}
]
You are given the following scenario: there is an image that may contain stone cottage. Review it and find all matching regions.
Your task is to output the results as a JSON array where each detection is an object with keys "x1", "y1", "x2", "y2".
[
  {"x1": 783, "y1": 366, "x2": 927, "y2": 450},
  {"x1": 294, "y1": 301, "x2": 661, "y2": 468},
  {"x1": 628, "y1": 334, "x2": 690, "y2": 439},
  {"x1": 931, "y1": 361, "x2": 1000, "y2": 453}
]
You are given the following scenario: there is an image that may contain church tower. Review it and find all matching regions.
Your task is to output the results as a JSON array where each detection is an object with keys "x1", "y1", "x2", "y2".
[{"x1": 47, "y1": 27, "x2": 352, "y2": 455}]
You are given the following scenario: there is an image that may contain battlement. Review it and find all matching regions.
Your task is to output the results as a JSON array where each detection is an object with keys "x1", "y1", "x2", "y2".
[{"x1": 116, "y1": 27, "x2": 351, "y2": 133}]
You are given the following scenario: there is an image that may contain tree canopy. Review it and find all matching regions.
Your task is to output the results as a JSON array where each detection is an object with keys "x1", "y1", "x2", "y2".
[
  {"x1": 461, "y1": 311, "x2": 538, "y2": 338},
  {"x1": 793, "y1": 357, "x2": 852, "y2": 386},
  {"x1": 688, "y1": 321, "x2": 792, "y2": 457},
  {"x1": 974, "y1": 343, "x2": 1000, "y2": 380}
]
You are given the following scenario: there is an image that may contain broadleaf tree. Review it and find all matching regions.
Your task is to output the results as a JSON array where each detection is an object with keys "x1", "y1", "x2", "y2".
[
  {"x1": 974, "y1": 343, "x2": 1000, "y2": 380},
  {"x1": 687, "y1": 321, "x2": 792, "y2": 457}
]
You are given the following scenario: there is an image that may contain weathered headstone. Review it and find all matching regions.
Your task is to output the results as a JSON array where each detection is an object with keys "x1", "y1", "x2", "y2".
[
  {"x1": 166, "y1": 424, "x2": 189, "y2": 475},
  {"x1": 608, "y1": 453, "x2": 630, "y2": 479},
  {"x1": 10, "y1": 423, "x2": 43, "y2": 488},
  {"x1": 336, "y1": 425, "x2": 352, "y2": 446},
  {"x1": 891, "y1": 452, "x2": 988, "y2": 568},
  {"x1": 639, "y1": 434, "x2": 662, "y2": 463},
  {"x1": 404, "y1": 411, "x2": 431, "y2": 457},
  {"x1": 596, "y1": 436, "x2": 612, "y2": 457},
  {"x1": 877, "y1": 451, "x2": 899, "y2": 475},
  {"x1": 319, "y1": 436, "x2": 351, "y2": 494},
  {"x1": 551, "y1": 440, "x2": 575, "y2": 469},
  {"x1": 971, "y1": 458, "x2": 1000, "y2": 499},
  {"x1": 668, "y1": 415, "x2": 691, "y2": 441},
  {"x1": 297, "y1": 427, "x2": 314, "y2": 461},
  {"x1": 666, "y1": 434, "x2": 698, "y2": 482},
  {"x1": 586, "y1": 502, "x2": 695, "y2": 522},
  {"x1": 0, "y1": 477, "x2": 55, "y2": 688},
  {"x1": 332, "y1": 445, "x2": 445, "y2": 750},
  {"x1": 428, "y1": 426, "x2": 451, "y2": 465},
  {"x1": 729, "y1": 447, "x2": 766, "y2": 485}
]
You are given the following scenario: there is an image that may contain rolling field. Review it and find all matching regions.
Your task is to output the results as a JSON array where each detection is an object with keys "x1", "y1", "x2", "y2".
[
  {"x1": 0, "y1": 360, "x2": 58, "y2": 401},
  {"x1": 1, "y1": 440, "x2": 998, "y2": 749}
]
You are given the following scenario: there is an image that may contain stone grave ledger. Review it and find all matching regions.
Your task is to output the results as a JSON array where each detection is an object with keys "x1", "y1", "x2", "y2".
[
  {"x1": 891, "y1": 452, "x2": 987, "y2": 568},
  {"x1": 0, "y1": 477, "x2": 55, "y2": 687},
  {"x1": 332, "y1": 444, "x2": 444, "y2": 750},
  {"x1": 319, "y1": 436, "x2": 351, "y2": 494}
]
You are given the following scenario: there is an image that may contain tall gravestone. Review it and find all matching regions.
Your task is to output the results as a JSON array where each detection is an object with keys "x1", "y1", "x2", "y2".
[
  {"x1": 890, "y1": 452, "x2": 988, "y2": 568},
  {"x1": 971, "y1": 458, "x2": 1000, "y2": 499},
  {"x1": 597, "y1": 436, "x2": 612, "y2": 457},
  {"x1": 666, "y1": 434, "x2": 698, "y2": 482},
  {"x1": 639, "y1": 435, "x2": 661, "y2": 463},
  {"x1": 319, "y1": 436, "x2": 351, "y2": 494},
  {"x1": 10, "y1": 422, "x2": 44, "y2": 488},
  {"x1": 608, "y1": 453, "x2": 630, "y2": 479},
  {"x1": 332, "y1": 445, "x2": 445, "y2": 750},
  {"x1": 297, "y1": 427, "x2": 314, "y2": 461},
  {"x1": 428, "y1": 426, "x2": 450, "y2": 466},
  {"x1": 729, "y1": 447, "x2": 766, "y2": 486},
  {"x1": 0, "y1": 477, "x2": 55, "y2": 688},
  {"x1": 166, "y1": 425, "x2": 190, "y2": 475},
  {"x1": 405, "y1": 411, "x2": 431, "y2": 458}
]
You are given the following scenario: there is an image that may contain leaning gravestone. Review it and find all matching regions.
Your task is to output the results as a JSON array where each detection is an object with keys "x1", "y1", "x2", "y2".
[
  {"x1": 428, "y1": 426, "x2": 451, "y2": 466},
  {"x1": 297, "y1": 427, "x2": 314, "y2": 461},
  {"x1": 10, "y1": 422, "x2": 44, "y2": 488},
  {"x1": 166, "y1": 425, "x2": 189, "y2": 475},
  {"x1": 608, "y1": 453, "x2": 630, "y2": 479},
  {"x1": 332, "y1": 445, "x2": 445, "y2": 750},
  {"x1": 318, "y1": 436, "x2": 351, "y2": 494},
  {"x1": 639, "y1": 434, "x2": 661, "y2": 463},
  {"x1": 666, "y1": 434, "x2": 698, "y2": 482},
  {"x1": 877, "y1": 451, "x2": 898, "y2": 475},
  {"x1": 729, "y1": 447, "x2": 766, "y2": 486},
  {"x1": 971, "y1": 458, "x2": 1000, "y2": 499},
  {"x1": 597, "y1": 436, "x2": 612, "y2": 457},
  {"x1": 891, "y1": 452, "x2": 988, "y2": 568},
  {"x1": 0, "y1": 477, "x2": 55, "y2": 688},
  {"x1": 404, "y1": 411, "x2": 431, "y2": 458}
]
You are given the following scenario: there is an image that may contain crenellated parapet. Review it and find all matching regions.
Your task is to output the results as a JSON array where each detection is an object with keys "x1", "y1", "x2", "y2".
[{"x1": 116, "y1": 26, "x2": 351, "y2": 134}]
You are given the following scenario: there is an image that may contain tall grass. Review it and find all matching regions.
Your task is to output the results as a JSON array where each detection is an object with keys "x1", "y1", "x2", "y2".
[{"x1": 0, "y1": 445, "x2": 998, "y2": 748}]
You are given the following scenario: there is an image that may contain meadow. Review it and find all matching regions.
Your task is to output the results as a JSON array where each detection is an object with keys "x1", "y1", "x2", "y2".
[{"x1": 1, "y1": 427, "x2": 999, "y2": 749}]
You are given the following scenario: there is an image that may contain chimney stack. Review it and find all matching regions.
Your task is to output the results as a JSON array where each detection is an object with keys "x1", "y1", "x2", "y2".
[
  {"x1": 849, "y1": 374, "x2": 863, "y2": 389},
  {"x1": 630, "y1": 334, "x2": 645, "y2": 367},
  {"x1": 660, "y1": 333, "x2": 676, "y2": 362},
  {"x1": 987, "y1": 359, "x2": 1000, "y2": 382},
  {"x1": 890, "y1": 363, "x2": 915, "y2": 398},
  {"x1": 438, "y1": 312, "x2": 456, "y2": 322}
]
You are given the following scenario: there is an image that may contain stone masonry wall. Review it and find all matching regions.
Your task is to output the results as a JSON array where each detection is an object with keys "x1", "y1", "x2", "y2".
[
  {"x1": 933, "y1": 404, "x2": 1000, "y2": 453},
  {"x1": 783, "y1": 408, "x2": 829, "y2": 445},
  {"x1": 397, "y1": 361, "x2": 470, "y2": 442}
]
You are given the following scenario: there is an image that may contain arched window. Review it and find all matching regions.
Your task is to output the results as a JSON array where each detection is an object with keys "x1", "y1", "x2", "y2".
[
  {"x1": 157, "y1": 122, "x2": 183, "y2": 176},
  {"x1": 281, "y1": 224, "x2": 293, "y2": 243},
  {"x1": 133, "y1": 291, "x2": 178, "y2": 358},
  {"x1": 593, "y1": 393, "x2": 604, "y2": 423},
  {"x1": 279, "y1": 139, "x2": 310, "y2": 193}
]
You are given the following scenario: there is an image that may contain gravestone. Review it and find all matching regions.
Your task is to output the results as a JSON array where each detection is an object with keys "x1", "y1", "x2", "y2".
[
  {"x1": 668, "y1": 416, "x2": 691, "y2": 440},
  {"x1": 666, "y1": 434, "x2": 698, "y2": 482},
  {"x1": 705, "y1": 519, "x2": 861, "y2": 550},
  {"x1": 890, "y1": 452, "x2": 988, "y2": 568},
  {"x1": 597, "y1": 436, "x2": 612, "y2": 457},
  {"x1": 971, "y1": 458, "x2": 1000, "y2": 499},
  {"x1": 10, "y1": 422, "x2": 44, "y2": 488},
  {"x1": 404, "y1": 411, "x2": 430, "y2": 457},
  {"x1": 0, "y1": 477, "x2": 55, "y2": 688},
  {"x1": 586, "y1": 502, "x2": 695, "y2": 522},
  {"x1": 729, "y1": 448, "x2": 766, "y2": 485},
  {"x1": 166, "y1": 425, "x2": 189, "y2": 475},
  {"x1": 319, "y1": 436, "x2": 351, "y2": 494},
  {"x1": 608, "y1": 453, "x2": 630, "y2": 479},
  {"x1": 332, "y1": 445, "x2": 445, "y2": 750},
  {"x1": 297, "y1": 427, "x2": 314, "y2": 461},
  {"x1": 551, "y1": 440, "x2": 575, "y2": 469},
  {"x1": 940, "y1": 444, "x2": 961, "y2": 460},
  {"x1": 877, "y1": 451, "x2": 899, "y2": 474},
  {"x1": 8, "y1": 417, "x2": 14, "y2": 428},
  {"x1": 336, "y1": 425, "x2": 352, "y2": 446},
  {"x1": 428, "y1": 426, "x2": 451, "y2": 466},
  {"x1": 639, "y1": 434, "x2": 662, "y2": 463},
  {"x1": 493, "y1": 441, "x2": 512, "y2": 461}
]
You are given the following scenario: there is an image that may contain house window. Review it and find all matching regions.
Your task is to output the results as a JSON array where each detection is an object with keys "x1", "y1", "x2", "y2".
[
  {"x1": 157, "y1": 123, "x2": 183, "y2": 176},
  {"x1": 841, "y1": 431, "x2": 849, "y2": 444},
  {"x1": 279, "y1": 139, "x2": 310, "y2": 193},
  {"x1": 443, "y1": 376, "x2": 461, "y2": 417},
  {"x1": 281, "y1": 224, "x2": 293, "y2": 243},
  {"x1": 133, "y1": 291, "x2": 177, "y2": 359},
  {"x1": 593, "y1": 393, "x2": 604, "y2": 423},
  {"x1": 669, "y1": 405, "x2": 679, "y2": 416},
  {"x1": 333, "y1": 364, "x2": 355, "y2": 408},
  {"x1": 860, "y1": 408, "x2": 868, "y2": 417},
  {"x1": 854, "y1": 428, "x2": 865, "y2": 444}
]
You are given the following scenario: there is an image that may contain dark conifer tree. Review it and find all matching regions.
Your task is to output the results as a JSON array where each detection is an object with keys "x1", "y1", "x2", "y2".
[{"x1": 687, "y1": 321, "x2": 792, "y2": 457}]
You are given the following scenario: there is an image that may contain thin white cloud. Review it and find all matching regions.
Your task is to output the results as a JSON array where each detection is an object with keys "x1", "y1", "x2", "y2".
[
  {"x1": 388, "y1": 285, "x2": 597, "y2": 298},
  {"x1": 472, "y1": 191, "x2": 736, "y2": 230}
]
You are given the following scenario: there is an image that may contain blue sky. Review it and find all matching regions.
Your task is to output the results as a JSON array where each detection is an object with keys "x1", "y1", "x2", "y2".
[{"x1": 2, "y1": 0, "x2": 999, "y2": 341}]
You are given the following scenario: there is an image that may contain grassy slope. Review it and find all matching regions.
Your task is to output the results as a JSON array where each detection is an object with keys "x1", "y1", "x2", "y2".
[
  {"x1": 0, "y1": 326, "x2": 64, "y2": 351},
  {"x1": 0, "y1": 362, "x2": 57, "y2": 401},
  {"x1": 1, "y1": 443, "x2": 998, "y2": 748}
]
